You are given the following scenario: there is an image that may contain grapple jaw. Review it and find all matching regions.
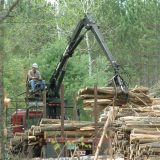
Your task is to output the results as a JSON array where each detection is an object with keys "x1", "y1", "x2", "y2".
[{"x1": 110, "y1": 74, "x2": 129, "y2": 105}]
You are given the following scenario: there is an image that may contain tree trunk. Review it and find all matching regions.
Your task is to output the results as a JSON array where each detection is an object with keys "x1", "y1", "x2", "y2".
[
  {"x1": 55, "y1": 0, "x2": 61, "y2": 39},
  {"x1": 0, "y1": 13, "x2": 4, "y2": 160},
  {"x1": 86, "y1": 32, "x2": 92, "y2": 77},
  {"x1": 81, "y1": 0, "x2": 94, "y2": 77}
]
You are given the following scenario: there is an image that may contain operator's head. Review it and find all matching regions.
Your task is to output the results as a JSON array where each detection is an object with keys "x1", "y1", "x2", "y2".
[{"x1": 32, "y1": 63, "x2": 38, "y2": 71}]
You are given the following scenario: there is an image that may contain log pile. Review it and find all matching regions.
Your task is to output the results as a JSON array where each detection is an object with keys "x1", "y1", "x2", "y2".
[
  {"x1": 10, "y1": 86, "x2": 160, "y2": 159},
  {"x1": 78, "y1": 86, "x2": 160, "y2": 159},
  {"x1": 30, "y1": 119, "x2": 103, "y2": 138},
  {"x1": 10, "y1": 119, "x2": 104, "y2": 149},
  {"x1": 78, "y1": 86, "x2": 152, "y2": 112},
  {"x1": 112, "y1": 116, "x2": 160, "y2": 159}
]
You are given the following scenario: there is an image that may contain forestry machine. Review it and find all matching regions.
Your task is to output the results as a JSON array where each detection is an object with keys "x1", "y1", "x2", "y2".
[
  {"x1": 10, "y1": 14, "x2": 128, "y2": 158},
  {"x1": 46, "y1": 14, "x2": 128, "y2": 118}
]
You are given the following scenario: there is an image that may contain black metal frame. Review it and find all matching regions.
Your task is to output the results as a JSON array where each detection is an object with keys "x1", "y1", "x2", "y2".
[{"x1": 49, "y1": 14, "x2": 128, "y2": 98}]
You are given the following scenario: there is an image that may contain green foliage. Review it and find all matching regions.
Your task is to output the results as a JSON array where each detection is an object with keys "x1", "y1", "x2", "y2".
[
  {"x1": 3, "y1": 0, "x2": 160, "y2": 111},
  {"x1": 51, "y1": 139, "x2": 61, "y2": 151},
  {"x1": 32, "y1": 38, "x2": 111, "y2": 99},
  {"x1": 5, "y1": 0, "x2": 57, "y2": 58},
  {"x1": 150, "y1": 81, "x2": 160, "y2": 97},
  {"x1": 94, "y1": 0, "x2": 160, "y2": 87},
  {"x1": 33, "y1": 39, "x2": 67, "y2": 81},
  {"x1": 4, "y1": 57, "x2": 28, "y2": 97}
]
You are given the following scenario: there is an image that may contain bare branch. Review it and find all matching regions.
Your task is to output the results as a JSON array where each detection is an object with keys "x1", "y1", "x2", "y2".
[{"x1": 0, "y1": 0, "x2": 20, "y2": 21}]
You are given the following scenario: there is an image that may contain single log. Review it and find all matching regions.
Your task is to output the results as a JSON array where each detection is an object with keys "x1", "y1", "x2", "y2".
[
  {"x1": 139, "y1": 142, "x2": 160, "y2": 149},
  {"x1": 78, "y1": 87, "x2": 116, "y2": 95},
  {"x1": 121, "y1": 124, "x2": 160, "y2": 132},
  {"x1": 119, "y1": 116, "x2": 160, "y2": 121},
  {"x1": 133, "y1": 139, "x2": 159, "y2": 144},
  {"x1": 147, "y1": 155, "x2": 160, "y2": 159},
  {"x1": 80, "y1": 126, "x2": 96, "y2": 131},
  {"x1": 116, "y1": 113, "x2": 137, "y2": 118},
  {"x1": 138, "y1": 112, "x2": 160, "y2": 117},
  {"x1": 121, "y1": 120, "x2": 160, "y2": 125},
  {"x1": 83, "y1": 104, "x2": 109, "y2": 111},
  {"x1": 83, "y1": 99, "x2": 112, "y2": 105},
  {"x1": 36, "y1": 121, "x2": 103, "y2": 132},
  {"x1": 44, "y1": 130, "x2": 97, "y2": 138},
  {"x1": 130, "y1": 133, "x2": 160, "y2": 143},
  {"x1": 40, "y1": 118, "x2": 95, "y2": 125},
  {"x1": 118, "y1": 111, "x2": 160, "y2": 117},
  {"x1": 78, "y1": 94, "x2": 113, "y2": 100},
  {"x1": 132, "y1": 128, "x2": 160, "y2": 135},
  {"x1": 126, "y1": 123, "x2": 160, "y2": 128}
]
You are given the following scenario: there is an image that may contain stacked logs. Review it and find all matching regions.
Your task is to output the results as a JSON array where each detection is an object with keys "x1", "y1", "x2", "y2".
[
  {"x1": 78, "y1": 86, "x2": 160, "y2": 159},
  {"x1": 113, "y1": 115, "x2": 160, "y2": 159},
  {"x1": 10, "y1": 86, "x2": 160, "y2": 159},
  {"x1": 30, "y1": 119, "x2": 103, "y2": 138},
  {"x1": 111, "y1": 92, "x2": 160, "y2": 159},
  {"x1": 10, "y1": 119, "x2": 104, "y2": 151},
  {"x1": 78, "y1": 86, "x2": 152, "y2": 111},
  {"x1": 10, "y1": 119, "x2": 105, "y2": 159}
]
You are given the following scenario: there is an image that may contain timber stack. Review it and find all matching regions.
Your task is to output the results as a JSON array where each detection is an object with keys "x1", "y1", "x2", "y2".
[
  {"x1": 10, "y1": 119, "x2": 105, "y2": 157},
  {"x1": 78, "y1": 86, "x2": 160, "y2": 159},
  {"x1": 10, "y1": 86, "x2": 160, "y2": 159}
]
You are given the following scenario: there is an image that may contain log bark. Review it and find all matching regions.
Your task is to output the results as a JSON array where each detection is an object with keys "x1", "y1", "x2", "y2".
[
  {"x1": 83, "y1": 99, "x2": 112, "y2": 105},
  {"x1": 35, "y1": 121, "x2": 103, "y2": 132},
  {"x1": 132, "y1": 128, "x2": 160, "y2": 135},
  {"x1": 78, "y1": 87, "x2": 115, "y2": 95},
  {"x1": 44, "y1": 130, "x2": 97, "y2": 138},
  {"x1": 78, "y1": 94, "x2": 113, "y2": 100}
]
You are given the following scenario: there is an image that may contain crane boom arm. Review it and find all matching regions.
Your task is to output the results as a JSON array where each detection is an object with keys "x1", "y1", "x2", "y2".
[{"x1": 49, "y1": 14, "x2": 128, "y2": 98}]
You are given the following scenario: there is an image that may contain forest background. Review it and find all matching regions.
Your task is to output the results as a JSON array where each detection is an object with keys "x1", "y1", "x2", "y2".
[{"x1": 1, "y1": 0, "x2": 160, "y2": 118}]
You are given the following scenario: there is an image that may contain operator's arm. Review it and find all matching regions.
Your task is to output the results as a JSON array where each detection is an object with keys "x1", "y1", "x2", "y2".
[
  {"x1": 27, "y1": 70, "x2": 33, "y2": 80},
  {"x1": 28, "y1": 70, "x2": 42, "y2": 80}
]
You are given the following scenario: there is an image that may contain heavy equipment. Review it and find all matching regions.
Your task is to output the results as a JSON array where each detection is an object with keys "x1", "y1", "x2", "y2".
[
  {"x1": 10, "y1": 14, "x2": 128, "y2": 158},
  {"x1": 46, "y1": 14, "x2": 128, "y2": 118}
]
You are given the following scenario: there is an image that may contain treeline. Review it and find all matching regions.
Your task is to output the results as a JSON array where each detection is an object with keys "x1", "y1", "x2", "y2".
[{"x1": 3, "y1": 0, "x2": 160, "y2": 104}]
